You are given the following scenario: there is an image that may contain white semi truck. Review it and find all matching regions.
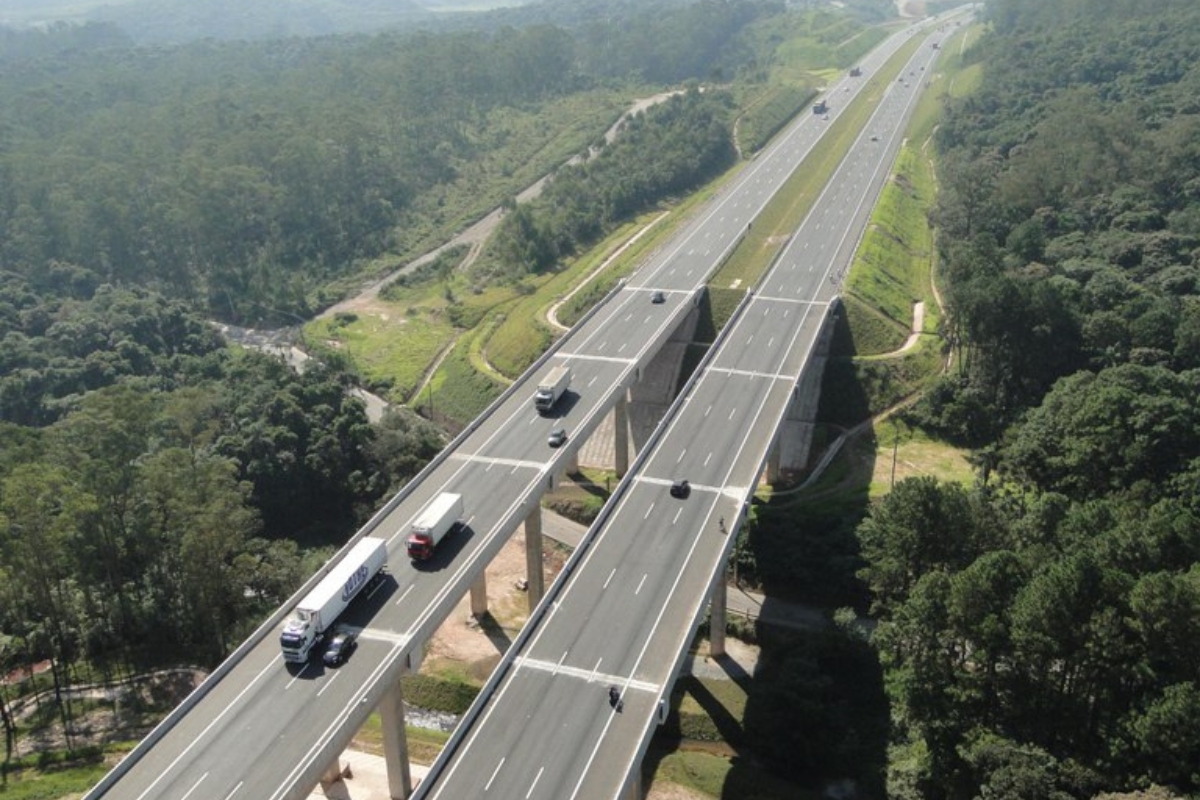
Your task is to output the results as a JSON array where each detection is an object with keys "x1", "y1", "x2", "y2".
[
  {"x1": 280, "y1": 536, "x2": 387, "y2": 663},
  {"x1": 406, "y1": 492, "x2": 464, "y2": 561},
  {"x1": 534, "y1": 365, "x2": 571, "y2": 414}
]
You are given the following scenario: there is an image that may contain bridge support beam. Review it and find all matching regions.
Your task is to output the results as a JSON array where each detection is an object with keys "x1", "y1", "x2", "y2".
[
  {"x1": 709, "y1": 568, "x2": 728, "y2": 658},
  {"x1": 381, "y1": 680, "x2": 414, "y2": 799},
  {"x1": 470, "y1": 571, "x2": 488, "y2": 618},
  {"x1": 621, "y1": 766, "x2": 644, "y2": 800},
  {"x1": 614, "y1": 391, "x2": 630, "y2": 477},
  {"x1": 524, "y1": 505, "x2": 545, "y2": 610}
]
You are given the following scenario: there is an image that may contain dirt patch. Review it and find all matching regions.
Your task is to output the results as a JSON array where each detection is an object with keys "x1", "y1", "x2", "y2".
[
  {"x1": 422, "y1": 528, "x2": 568, "y2": 672},
  {"x1": 648, "y1": 782, "x2": 714, "y2": 800}
]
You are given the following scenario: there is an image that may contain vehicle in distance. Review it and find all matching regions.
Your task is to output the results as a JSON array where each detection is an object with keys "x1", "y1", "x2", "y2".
[
  {"x1": 407, "y1": 492, "x2": 464, "y2": 561},
  {"x1": 650, "y1": 290, "x2": 666, "y2": 304},
  {"x1": 323, "y1": 630, "x2": 357, "y2": 667},
  {"x1": 548, "y1": 427, "x2": 567, "y2": 447},
  {"x1": 280, "y1": 537, "x2": 387, "y2": 663},
  {"x1": 870, "y1": 135, "x2": 879, "y2": 141},
  {"x1": 534, "y1": 365, "x2": 571, "y2": 414},
  {"x1": 670, "y1": 479, "x2": 691, "y2": 499}
]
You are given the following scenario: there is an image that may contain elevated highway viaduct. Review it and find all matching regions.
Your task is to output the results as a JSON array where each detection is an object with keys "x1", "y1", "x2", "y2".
[{"x1": 83, "y1": 11, "x2": 966, "y2": 800}]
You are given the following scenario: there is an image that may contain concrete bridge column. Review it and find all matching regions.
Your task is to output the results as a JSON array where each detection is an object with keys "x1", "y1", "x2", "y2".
[
  {"x1": 524, "y1": 505, "x2": 545, "y2": 609},
  {"x1": 470, "y1": 572, "x2": 488, "y2": 618},
  {"x1": 614, "y1": 391, "x2": 630, "y2": 477},
  {"x1": 380, "y1": 680, "x2": 414, "y2": 799},
  {"x1": 765, "y1": 433, "x2": 782, "y2": 485},
  {"x1": 320, "y1": 758, "x2": 344, "y2": 788},
  {"x1": 709, "y1": 569, "x2": 728, "y2": 658},
  {"x1": 564, "y1": 446, "x2": 579, "y2": 475}
]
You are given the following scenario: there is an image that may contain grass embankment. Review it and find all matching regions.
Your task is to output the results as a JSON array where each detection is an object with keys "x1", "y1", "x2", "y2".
[
  {"x1": 0, "y1": 753, "x2": 118, "y2": 800},
  {"x1": 710, "y1": 34, "x2": 925, "y2": 297},
  {"x1": 817, "y1": 20, "x2": 979, "y2": 441}
]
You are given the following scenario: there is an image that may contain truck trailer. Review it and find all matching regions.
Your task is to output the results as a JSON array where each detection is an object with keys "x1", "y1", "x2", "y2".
[
  {"x1": 406, "y1": 492, "x2": 464, "y2": 561},
  {"x1": 280, "y1": 536, "x2": 387, "y2": 663},
  {"x1": 534, "y1": 365, "x2": 571, "y2": 413}
]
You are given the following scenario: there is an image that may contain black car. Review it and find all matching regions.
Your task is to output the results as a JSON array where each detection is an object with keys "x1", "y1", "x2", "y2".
[
  {"x1": 650, "y1": 290, "x2": 666, "y2": 304},
  {"x1": 670, "y1": 479, "x2": 691, "y2": 499},
  {"x1": 323, "y1": 630, "x2": 357, "y2": 667},
  {"x1": 548, "y1": 427, "x2": 568, "y2": 447}
]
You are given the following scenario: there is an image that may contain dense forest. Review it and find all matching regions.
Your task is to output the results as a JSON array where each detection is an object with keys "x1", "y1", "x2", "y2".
[
  {"x1": 0, "y1": 0, "x2": 783, "y2": 326},
  {"x1": 860, "y1": 0, "x2": 1200, "y2": 797},
  {"x1": 477, "y1": 86, "x2": 739, "y2": 281}
]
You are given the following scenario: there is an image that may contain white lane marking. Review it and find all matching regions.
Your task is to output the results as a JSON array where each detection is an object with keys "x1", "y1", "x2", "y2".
[
  {"x1": 672, "y1": 508, "x2": 682, "y2": 525},
  {"x1": 222, "y1": 782, "x2": 243, "y2": 800},
  {"x1": 643, "y1": 502, "x2": 655, "y2": 520},
  {"x1": 704, "y1": 452, "x2": 713, "y2": 467},
  {"x1": 286, "y1": 662, "x2": 313, "y2": 689},
  {"x1": 676, "y1": 448, "x2": 686, "y2": 464},
  {"x1": 180, "y1": 773, "x2": 208, "y2": 800},
  {"x1": 635, "y1": 574, "x2": 648, "y2": 595},
  {"x1": 514, "y1": 658, "x2": 659, "y2": 692},
  {"x1": 450, "y1": 453, "x2": 545, "y2": 471},
  {"x1": 553, "y1": 353, "x2": 637, "y2": 364},
  {"x1": 486, "y1": 758, "x2": 506, "y2": 791},
  {"x1": 316, "y1": 671, "x2": 340, "y2": 697},
  {"x1": 527, "y1": 767, "x2": 545, "y2": 799},
  {"x1": 395, "y1": 584, "x2": 415, "y2": 606},
  {"x1": 602, "y1": 568, "x2": 616, "y2": 590}
]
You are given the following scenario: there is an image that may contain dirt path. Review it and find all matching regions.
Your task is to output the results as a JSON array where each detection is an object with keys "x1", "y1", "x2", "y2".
[{"x1": 322, "y1": 91, "x2": 684, "y2": 326}]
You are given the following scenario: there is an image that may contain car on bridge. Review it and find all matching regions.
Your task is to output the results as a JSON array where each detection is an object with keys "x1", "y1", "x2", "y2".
[
  {"x1": 548, "y1": 428, "x2": 568, "y2": 447},
  {"x1": 323, "y1": 630, "x2": 357, "y2": 667},
  {"x1": 670, "y1": 479, "x2": 691, "y2": 499}
]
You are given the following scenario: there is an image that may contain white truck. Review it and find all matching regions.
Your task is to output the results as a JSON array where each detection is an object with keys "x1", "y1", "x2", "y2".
[
  {"x1": 534, "y1": 365, "x2": 571, "y2": 414},
  {"x1": 280, "y1": 536, "x2": 387, "y2": 663},
  {"x1": 406, "y1": 492, "x2": 464, "y2": 561}
]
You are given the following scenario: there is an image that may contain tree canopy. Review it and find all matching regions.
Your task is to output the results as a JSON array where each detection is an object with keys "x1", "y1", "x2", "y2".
[{"x1": 869, "y1": 1, "x2": 1200, "y2": 797}]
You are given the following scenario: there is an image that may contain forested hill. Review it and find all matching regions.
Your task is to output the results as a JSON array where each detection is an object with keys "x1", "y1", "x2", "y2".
[
  {"x1": 0, "y1": 0, "x2": 782, "y2": 327},
  {"x1": 861, "y1": 0, "x2": 1200, "y2": 798}
]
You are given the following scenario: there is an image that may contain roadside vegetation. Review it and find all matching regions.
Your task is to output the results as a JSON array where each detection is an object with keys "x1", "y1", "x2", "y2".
[{"x1": 860, "y1": 1, "x2": 1200, "y2": 798}]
